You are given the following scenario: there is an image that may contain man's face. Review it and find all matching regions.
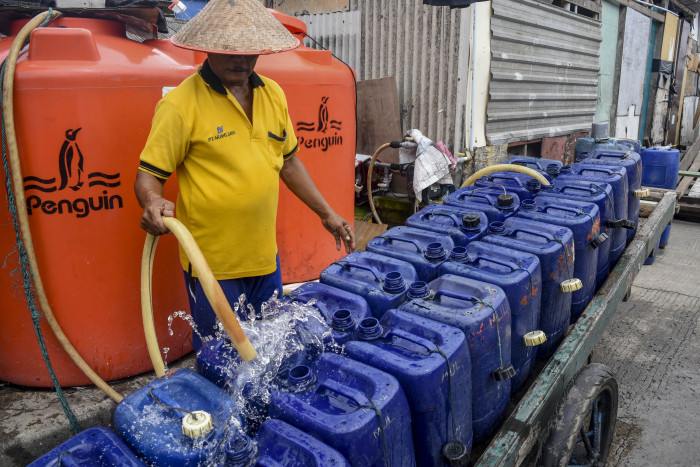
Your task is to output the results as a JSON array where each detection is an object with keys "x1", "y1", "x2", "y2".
[{"x1": 207, "y1": 53, "x2": 259, "y2": 87}]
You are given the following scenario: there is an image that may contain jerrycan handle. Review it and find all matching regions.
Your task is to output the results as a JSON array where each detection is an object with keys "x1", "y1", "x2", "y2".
[
  {"x1": 317, "y1": 379, "x2": 369, "y2": 408},
  {"x1": 472, "y1": 255, "x2": 519, "y2": 272},
  {"x1": 432, "y1": 289, "x2": 479, "y2": 303},
  {"x1": 336, "y1": 261, "x2": 383, "y2": 284},
  {"x1": 288, "y1": 295, "x2": 332, "y2": 322},
  {"x1": 462, "y1": 192, "x2": 492, "y2": 204},
  {"x1": 489, "y1": 174, "x2": 524, "y2": 187},
  {"x1": 380, "y1": 235, "x2": 422, "y2": 253},
  {"x1": 149, "y1": 386, "x2": 188, "y2": 419},
  {"x1": 510, "y1": 226, "x2": 555, "y2": 242},
  {"x1": 541, "y1": 205, "x2": 582, "y2": 216},
  {"x1": 53, "y1": 452, "x2": 81, "y2": 467},
  {"x1": 428, "y1": 212, "x2": 462, "y2": 227},
  {"x1": 386, "y1": 328, "x2": 439, "y2": 354}
]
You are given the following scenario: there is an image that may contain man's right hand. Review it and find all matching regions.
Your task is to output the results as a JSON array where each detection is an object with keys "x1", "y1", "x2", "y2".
[{"x1": 140, "y1": 194, "x2": 175, "y2": 236}]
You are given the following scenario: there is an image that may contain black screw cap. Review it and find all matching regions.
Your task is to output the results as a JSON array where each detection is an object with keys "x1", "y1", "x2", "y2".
[
  {"x1": 462, "y1": 213, "x2": 481, "y2": 228},
  {"x1": 493, "y1": 365, "x2": 516, "y2": 381},
  {"x1": 497, "y1": 194, "x2": 514, "y2": 208},
  {"x1": 442, "y1": 441, "x2": 469, "y2": 466},
  {"x1": 590, "y1": 232, "x2": 609, "y2": 249}
]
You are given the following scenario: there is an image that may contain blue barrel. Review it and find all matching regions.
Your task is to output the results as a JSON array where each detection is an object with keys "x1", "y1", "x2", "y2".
[
  {"x1": 114, "y1": 368, "x2": 244, "y2": 467},
  {"x1": 405, "y1": 205, "x2": 488, "y2": 247},
  {"x1": 518, "y1": 196, "x2": 603, "y2": 321},
  {"x1": 399, "y1": 274, "x2": 512, "y2": 442},
  {"x1": 577, "y1": 148, "x2": 642, "y2": 244},
  {"x1": 343, "y1": 309, "x2": 472, "y2": 466},
  {"x1": 556, "y1": 163, "x2": 631, "y2": 267},
  {"x1": 506, "y1": 155, "x2": 563, "y2": 173},
  {"x1": 366, "y1": 226, "x2": 455, "y2": 282},
  {"x1": 286, "y1": 282, "x2": 371, "y2": 346},
  {"x1": 641, "y1": 147, "x2": 680, "y2": 248},
  {"x1": 438, "y1": 241, "x2": 541, "y2": 392},
  {"x1": 320, "y1": 251, "x2": 418, "y2": 319},
  {"x1": 444, "y1": 186, "x2": 520, "y2": 223},
  {"x1": 28, "y1": 427, "x2": 145, "y2": 467},
  {"x1": 268, "y1": 352, "x2": 416, "y2": 467},
  {"x1": 224, "y1": 419, "x2": 349, "y2": 466},
  {"x1": 481, "y1": 218, "x2": 575, "y2": 358},
  {"x1": 540, "y1": 180, "x2": 615, "y2": 288},
  {"x1": 474, "y1": 171, "x2": 540, "y2": 201}
]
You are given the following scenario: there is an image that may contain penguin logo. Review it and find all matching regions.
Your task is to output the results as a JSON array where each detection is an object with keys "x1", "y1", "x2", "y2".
[
  {"x1": 57, "y1": 128, "x2": 84, "y2": 191},
  {"x1": 318, "y1": 97, "x2": 330, "y2": 133}
]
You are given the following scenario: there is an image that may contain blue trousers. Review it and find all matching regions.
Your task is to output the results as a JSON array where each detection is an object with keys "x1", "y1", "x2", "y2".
[{"x1": 183, "y1": 255, "x2": 283, "y2": 350}]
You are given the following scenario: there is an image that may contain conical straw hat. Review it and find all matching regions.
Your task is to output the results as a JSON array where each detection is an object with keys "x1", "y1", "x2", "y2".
[{"x1": 171, "y1": 0, "x2": 299, "y2": 55}]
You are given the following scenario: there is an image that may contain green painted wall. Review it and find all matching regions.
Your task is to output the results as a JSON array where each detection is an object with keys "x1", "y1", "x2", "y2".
[{"x1": 595, "y1": 0, "x2": 620, "y2": 123}]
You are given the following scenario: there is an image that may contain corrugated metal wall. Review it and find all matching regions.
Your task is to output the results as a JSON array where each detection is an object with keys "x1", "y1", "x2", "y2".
[
  {"x1": 487, "y1": 0, "x2": 602, "y2": 145},
  {"x1": 301, "y1": 1, "x2": 468, "y2": 152}
]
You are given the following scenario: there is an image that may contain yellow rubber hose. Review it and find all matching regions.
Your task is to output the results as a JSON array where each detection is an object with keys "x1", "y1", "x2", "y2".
[
  {"x1": 367, "y1": 142, "x2": 392, "y2": 224},
  {"x1": 460, "y1": 164, "x2": 550, "y2": 188},
  {"x1": 141, "y1": 217, "x2": 257, "y2": 375},
  {"x1": 3, "y1": 10, "x2": 123, "y2": 403}
]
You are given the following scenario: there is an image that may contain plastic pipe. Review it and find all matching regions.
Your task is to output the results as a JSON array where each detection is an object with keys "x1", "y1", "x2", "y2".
[
  {"x1": 367, "y1": 142, "x2": 391, "y2": 224},
  {"x1": 460, "y1": 164, "x2": 550, "y2": 188},
  {"x1": 141, "y1": 217, "x2": 257, "y2": 375},
  {"x1": 2, "y1": 10, "x2": 124, "y2": 403}
]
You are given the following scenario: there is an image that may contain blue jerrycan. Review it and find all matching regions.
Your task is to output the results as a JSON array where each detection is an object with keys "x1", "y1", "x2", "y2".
[
  {"x1": 574, "y1": 137, "x2": 621, "y2": 159},
  {"x1": 611, "y1": 138, "x2": 642, "y2": 155},
  {"x1": 320, "y1": 251, "x2": 418, "y2": 319},
  {"x1": 438, "y1": 241, "x2": 542, "y2": 393},
  {"x1": 481, "y1": 218, "x2": 576, "y2": 358},
  {"x1": 556, "y1": 163, "x2": 632, "y2": 267},
  {"x1": 343, "y1": 309, "x2": 472, "y2": 466},
  {"x1": 268, "y1": 352, "x2": 416, "y2": 467},
  {"x1": 506, "y1": 155, "x2": 563, "y2": 173},
  {"x1": 641, "y1": 147, "x2": 680, "y2": 248},
  {"x1": 366, "y1": 226, "x2": 455, "y2": 282},
  {"x1": 399, "y1": 274, "x2": 513, "y2": 442},
  {"x1": 444, "y1": 186, "x2": 521, "y2": 223},
  {"x1": 576, "y1": 148, "x2": 643, "y2": 244},
  {"x1": 27, "y1": 427, "x2": 145, "y2": 467},
  {"x1": 285, "y1": 282, "x2": 371, "y2": 346},
  {"x1": 518, "y1": 196, "x2": 604, "y2": 322},
  {"x1": 114, "y1": 368, "x2": 244, "y2": 467},
  {"x1": 540, "y1": 180, "x2": 615, "y2": 289},
  {"x1": 475, "y1": 171, "x2": 540, "y2": 201},
  {"x1": 405, "y1": 204, "x2": 489, "y2": 247},
  {"x1": 224, "y1": 419, "x2": 349, "y2": 466}
]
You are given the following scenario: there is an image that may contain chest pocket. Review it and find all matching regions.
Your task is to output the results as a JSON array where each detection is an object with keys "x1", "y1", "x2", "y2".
[{"x1": 267, "y1": 129, "x2": 287, "y2": 173}]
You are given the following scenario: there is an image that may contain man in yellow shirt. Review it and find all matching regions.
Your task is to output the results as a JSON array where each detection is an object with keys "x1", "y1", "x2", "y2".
[{"x1": 134, "y1": 0, "x2": 354, "y2": 349}]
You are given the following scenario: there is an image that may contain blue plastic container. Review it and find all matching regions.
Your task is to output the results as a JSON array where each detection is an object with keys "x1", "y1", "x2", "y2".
[
  {"x1": 574, "y1": 137, "x2": 622, "y2": 158},
  {"x1": 224, "y1": 419, "x2": 349, "y2": 466},
  {"x1": 399, "y1": 274, "x2": 513, "y2": 442},
  {"x1": 556, "y1": 163, "x2": 631, "y2": 267},
  {"x1": 320, "y1": 251, "x2": 418, "y2": 319},
  {"x1": 641, "y1": 147, "x2": 680, "y2": 248},
  {"x1": 365, "y1": 226, "x2": 455, "y2": 282},
  {"x1": 611, "y1": 138, "x2": 642, "y2": 155},
  {"x1": 444, "y1": 186, "x2": 521, "y2": 223},
  {"x1": 645, "y1": 239, "x2": 661, "y2": 265},
  {"x1": 405, "y1": 205, "x2": 489, "y2": 247},
  {"x1": 343, "y1": 309, "x2": 472, "y2": 466},
  {"x1": 540, "y1": 180, "x2": 615, "y2": 288},
  {"x1": 506, "y1": 155, "x2": 563, "y2": 172},
  {"x1": 285, "y1": 282, "x2": 371, "y2": 346},
  {"x1": 481, "y1": 218, "x2": 575, "y2": 358},
  {"x1": 577, "y1": 148, "x2": 642, "y2": 244},
  {"x1": 268, "y1": 352, "x2": 416, "y2": 467},
  {"x1": 114, "y1": 368, "x2": 244, "y2": 467},
  {"x1": 28, "y1": 427, "x2": 145, "y2": 467},
  {"x1": 474, "y1": 171, "x2": 540, "y2": 201},
  {"x1": 518, "y1": 196, "x2": 603, "y2": 322},
  {"x1": 438, "y1": 241, "x2": 541, "y2": 392}
]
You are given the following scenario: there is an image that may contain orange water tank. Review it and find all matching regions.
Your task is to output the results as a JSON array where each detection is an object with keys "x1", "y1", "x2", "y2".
[
  {"x1": 262, "y1": 11, "x2": 356, "y2": 283},
  {"x1": 0, "y1": 17, "x2": 199, "y2": 387}
]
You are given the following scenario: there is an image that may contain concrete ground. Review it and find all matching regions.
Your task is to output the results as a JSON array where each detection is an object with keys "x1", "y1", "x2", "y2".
[
  {"x1": 1, "y1": 220, "x2": 698, "y2": 466},
  {"x1": 592, "y1": 219, "x2": 700, "y2": 466}
]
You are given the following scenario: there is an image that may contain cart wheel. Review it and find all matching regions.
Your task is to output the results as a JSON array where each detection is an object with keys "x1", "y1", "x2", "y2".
[{"x1": 539, "y1": 363, "x2": 618, "y2": 467}]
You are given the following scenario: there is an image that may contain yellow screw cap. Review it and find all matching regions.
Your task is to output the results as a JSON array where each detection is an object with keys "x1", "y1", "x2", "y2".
[
  {"x1": 560, "y1": 278, "x2": 583, "y2": 293},
  {"x1": 182, "y1": 411, "x2": 213, "y2": 439},
  {"x1": 634, "y1": 188, "x2": 650, "y2": 198},
  {"x1": 523, "y1": 330, "x2": 547, "y2": 346}
]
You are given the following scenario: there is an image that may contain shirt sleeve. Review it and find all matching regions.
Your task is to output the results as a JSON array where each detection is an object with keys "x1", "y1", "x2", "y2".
[{"x1": 138, "y1": 99, "x2": 191, "y2": 180}]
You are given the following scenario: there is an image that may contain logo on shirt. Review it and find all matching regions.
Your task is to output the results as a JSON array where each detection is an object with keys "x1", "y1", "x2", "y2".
[
  {"x1": 23, "y1": 128, "x2": 123, "y2": 218},
  {"x1": 295, "y1": 96, "x2": 343, "y2": 152},
  {"x1": 209, "y1": 125, "x2": 236, "y2": 142}
]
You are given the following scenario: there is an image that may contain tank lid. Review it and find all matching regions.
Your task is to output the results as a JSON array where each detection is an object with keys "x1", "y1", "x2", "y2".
[
  {"x1": 523, "y1": 330, "x2": 547, "y2": 346},
  {"x1": 560, "y1": 278, "x2": 583, "y2": 293},
  {"x1": 182, "y1": 411, "x2": 213, "y2": 439},
  {"x1": 497, "y1": 194, "x2": 514, "y2": 208},
  {"x1": 462, "y1": 213, "x2": 481, "y2": 229},
  {"x1": 545, "y1": 164, "x2": 561, "y2": 177}
]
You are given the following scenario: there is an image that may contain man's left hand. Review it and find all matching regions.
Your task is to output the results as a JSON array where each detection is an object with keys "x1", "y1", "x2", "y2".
[{"x1": 322, "y1": 212, "x2": 355, "y2": 253}]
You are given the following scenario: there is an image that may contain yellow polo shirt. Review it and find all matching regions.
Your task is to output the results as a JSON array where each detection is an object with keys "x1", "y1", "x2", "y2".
[{"x1": 139, "y1": 60, "x2": 299, "y2": 279}]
